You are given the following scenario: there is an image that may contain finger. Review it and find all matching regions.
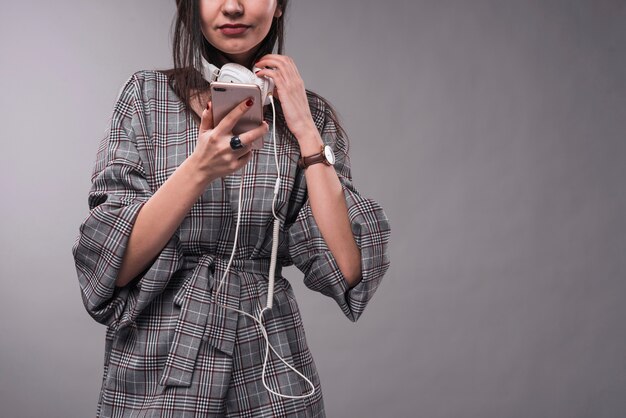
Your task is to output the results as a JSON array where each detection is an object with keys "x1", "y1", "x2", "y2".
[
  {"x1": 238, "y1": 147, "x2": 254, "y2": 160},
  {"x1": 199, "y1": 101, "x2": 214, "y2": 133},
  {"x1": 254, "y1": 67, "x2": 283, "y2": 93},
  {"x1": 255, "y1": 58, "x2": 299, "y2": 86},
  {"x1": 213, "y1": 97, "x2": 254, "y2": 136},
  {"x1": 237, "y1": 121, "x2": 269, "y2": 148},
  {"x1": 254, "y1": 54, "x2": 289, "y2": 68},
  {"x1": 227, "y1": 122, "x2": 269, "y2": 158},
  {"x1": 236, "y1": 148, "x2": 254, "y2": 168},
  {"x1": 255, "y1": 56, "x2": 297, "y2": 76},
  {"x1": 253, "y1": 67, "x2": 279, "y2": 81},
  {"x1": 253, "y1": 69, "x2": 283, "y2": 102},
  {"x1": 227, "y1": 147, "x2": 253, "y2": 174}
]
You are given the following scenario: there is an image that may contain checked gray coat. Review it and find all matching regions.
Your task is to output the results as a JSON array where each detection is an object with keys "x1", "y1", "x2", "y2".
[{"x1": 73, "y1": 70, "x2": 391, "y2": 417}]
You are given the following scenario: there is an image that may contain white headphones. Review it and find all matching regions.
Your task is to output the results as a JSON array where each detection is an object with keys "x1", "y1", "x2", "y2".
[{"x1": 200, "y1": 55, "x2": 274, "y2": 106}]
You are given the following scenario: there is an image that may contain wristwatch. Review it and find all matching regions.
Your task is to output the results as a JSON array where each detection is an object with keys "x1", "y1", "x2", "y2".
[{"x1": 298, "y1": 145, "x2": 335, "y2": 169}]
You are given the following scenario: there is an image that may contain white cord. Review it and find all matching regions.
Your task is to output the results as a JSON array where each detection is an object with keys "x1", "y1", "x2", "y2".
[{"x1": 213, "y1": 93, "x2": 315, "y2": 400}]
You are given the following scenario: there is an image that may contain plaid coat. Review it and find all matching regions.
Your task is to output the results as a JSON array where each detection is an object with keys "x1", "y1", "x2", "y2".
[{"x1": 72, "y1": 70, "x2": 391, "y2": 417}]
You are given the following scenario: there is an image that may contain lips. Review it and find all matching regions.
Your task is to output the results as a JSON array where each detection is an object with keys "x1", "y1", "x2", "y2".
[{"x1": 218, "y1": 24, "x2": 250, "y2": 36}]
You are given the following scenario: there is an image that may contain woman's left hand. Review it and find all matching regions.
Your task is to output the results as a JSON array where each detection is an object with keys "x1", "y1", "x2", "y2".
[{"x1": 254, "y1": 55, "x2": 317, "y2": 141}]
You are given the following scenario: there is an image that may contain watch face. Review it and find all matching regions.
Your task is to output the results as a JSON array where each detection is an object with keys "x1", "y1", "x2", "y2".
[{"x1": 324, "y1": 145, "x2": 335, "y2": 165}]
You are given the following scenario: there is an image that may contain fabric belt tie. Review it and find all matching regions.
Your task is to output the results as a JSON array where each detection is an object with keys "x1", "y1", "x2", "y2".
[{"x1": 159, "y1": 254, "x2": 279, "y2": 388}]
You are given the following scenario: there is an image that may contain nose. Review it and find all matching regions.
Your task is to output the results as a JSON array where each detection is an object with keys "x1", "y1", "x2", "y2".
[{"x1": 222, "y1": 0, "x2": 244, "y2": 17}]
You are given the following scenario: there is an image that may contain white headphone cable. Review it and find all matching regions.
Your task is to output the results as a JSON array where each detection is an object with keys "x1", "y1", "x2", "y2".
[{"x1": 213, "y1": 93, "x2": 315, "y2": 399}]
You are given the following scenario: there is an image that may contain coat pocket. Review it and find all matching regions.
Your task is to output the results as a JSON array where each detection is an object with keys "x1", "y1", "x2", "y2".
[{"x1": 103, "y1": 287, "x2": 181, "y2": 395}]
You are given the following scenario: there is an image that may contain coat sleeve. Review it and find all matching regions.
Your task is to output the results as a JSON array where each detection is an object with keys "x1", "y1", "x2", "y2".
[
  {"x1": 285, "y1": 103, "x2": 391, "y2": 322},
  {"x1": 72, "y1": 72, "x2": 184, "y2": 330}
]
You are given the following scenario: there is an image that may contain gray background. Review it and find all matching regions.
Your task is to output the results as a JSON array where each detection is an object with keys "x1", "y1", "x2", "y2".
[{"x1": 1, "y1": 0, "x2": 625, "y2": 417}]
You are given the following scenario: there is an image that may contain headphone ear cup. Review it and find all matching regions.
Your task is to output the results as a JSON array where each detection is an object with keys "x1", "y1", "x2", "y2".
[
  {"x1": 216, "y1": 63, "x2": 274, "y2": 106},
  {"x1": 199, "y1": 55, "x2": 220, "y2": 83},
  {"x1": 217, "y1": 63, "x2": 255, "y2": 84}
]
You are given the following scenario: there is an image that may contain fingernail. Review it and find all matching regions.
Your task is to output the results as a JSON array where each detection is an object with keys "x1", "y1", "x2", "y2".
[
  {"x1": 206, "y1": 101, "x2": 210, "y2": 110},
  {"x1": 246, "y1": 98, "x2": 254, "y2": 107}
]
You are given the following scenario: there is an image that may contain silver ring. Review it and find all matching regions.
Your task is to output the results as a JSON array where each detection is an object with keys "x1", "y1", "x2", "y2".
[{"x1": 230, "y1": 135, "x2": 244, "y2": 150}]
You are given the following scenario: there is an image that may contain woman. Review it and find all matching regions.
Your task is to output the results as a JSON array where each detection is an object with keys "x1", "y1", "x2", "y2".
[{"x1": 72, "y1": 0, "x2": 390, "y2": 416}]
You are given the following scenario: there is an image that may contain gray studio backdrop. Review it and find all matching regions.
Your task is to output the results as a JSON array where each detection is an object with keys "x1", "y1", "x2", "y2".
[{"x1": 1, "y1": 1, "x2": 625, "y2": 417}]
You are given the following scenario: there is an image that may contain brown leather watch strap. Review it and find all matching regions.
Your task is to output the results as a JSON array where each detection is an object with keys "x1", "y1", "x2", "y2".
[{"x1": 298, "y1": 145, "x2": 326, "y2": 169}]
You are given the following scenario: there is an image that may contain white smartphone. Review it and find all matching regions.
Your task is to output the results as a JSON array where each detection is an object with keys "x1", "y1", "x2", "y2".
[{"x1": 211, "y1": 81, "x2": 264, "y2": 149}]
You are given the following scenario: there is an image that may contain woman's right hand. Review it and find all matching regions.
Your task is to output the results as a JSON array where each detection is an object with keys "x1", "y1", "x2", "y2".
[
  {"x1": 189, "y1": 98, "x2": 269, "y2": 183},
  {"x1": 114, "y1": 98, "x2": 267, "y2": 288}
]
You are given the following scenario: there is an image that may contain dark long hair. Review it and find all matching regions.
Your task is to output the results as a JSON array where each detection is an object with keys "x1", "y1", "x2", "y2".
[{"x1": 161, "y1": 0, "x2": 347, "y2": 143}]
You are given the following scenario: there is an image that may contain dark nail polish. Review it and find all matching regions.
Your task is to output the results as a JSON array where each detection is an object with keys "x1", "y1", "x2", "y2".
[
  {"x1": 206, "y1": 101, "x2": 210, "y2": 110},
  {"x1": 246, "y1": 98, "x2": 254, "y2": 107}
]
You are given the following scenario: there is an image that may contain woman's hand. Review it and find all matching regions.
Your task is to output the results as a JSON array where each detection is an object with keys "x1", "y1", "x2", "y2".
[
  {"x1": 189, "y1": 98, "x2": 269, "y2": 183},
  {"x1": 115, "y1": 98, "x2": 266, "y2": 287},
  {"x1": 254, "y1": 55, "x2": 318, "y2": 140},
  {"x1": 256, "y1": 57, "x2": 363, "y2": 286}
]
